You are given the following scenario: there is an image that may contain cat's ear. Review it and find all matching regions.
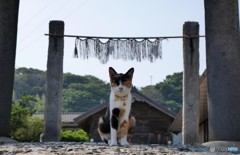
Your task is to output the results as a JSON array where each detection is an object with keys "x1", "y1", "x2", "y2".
[
  {"x1": 125, "y1": 67, "x2": 134, "y2": 80},
  {"x1": 109, "y1": 67, "x2": 118, "y2": 79}
]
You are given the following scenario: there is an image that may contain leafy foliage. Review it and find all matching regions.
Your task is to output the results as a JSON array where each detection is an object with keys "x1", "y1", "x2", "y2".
[
  {"x1": 10, "y1": 95, "x2": 43, "y2": 142},
  {"x1": 12, "y1": 117, "x2": 43, "y2": 142},
  {"x1": 10, "y1": 102, "x2": 31, "y2": 134},
  {"x1": 14, "y1": 67, "x2": 183, "y2": 113},
  {"x1": 14, "y1": 68, "x2": 110, "y2": 112},
  {"x1": 14, "y1": 68, "x2": 46, "y2": 99},
  {"x1": 34, "y1": 94, "x2": 45, "y2": 112},
  {"x1": 155, "y1": 72, "x2": 183, "y2": 104},
  {"x1": 140, "y1": 72, "x2": 183, "y2": 112},
  {"x1": 140, "y1": 85, "x2": 162, "y2": 103},
  {"x1": 61, "y1": 129, "x2": 89, "y2": 142},
  {"x1": 62, "y1": 74, "x2": 110, "y2": 112}
]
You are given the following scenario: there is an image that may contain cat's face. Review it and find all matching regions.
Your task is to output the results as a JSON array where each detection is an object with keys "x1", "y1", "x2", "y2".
[{"x1": 109, "y1": 67, "x2": 134, "y2": 95}]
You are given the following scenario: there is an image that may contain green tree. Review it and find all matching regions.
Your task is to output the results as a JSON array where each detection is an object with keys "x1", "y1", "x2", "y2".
[
  {"x1": 12, "y1": 117, "x2": 43, "y2": 142},
  {"x1": 62, "y1": 74, "x2": 109, "y2": 112},
  {"x1": 10, "y1": 95, "x2": 43, "y2": 142},
  {"x1": 155, "y1": 72, "x2": 182, "y2": 104},
  {"x1": 14, "y1": 68, "x2": 110, "y2": 112},
  {"x1": 63, "y1": 89, "x2": 93, "y2": 112},
  {"x1": 14, "y1": 67, "x2": 46, "y2": 99},
  {"x1": 10, "y1": 101, "x2": 33, "y2": 135},
  {"x1": 140, "y1": 85, "x2": 162, "y2": 103},
  {"x1": 141, "y1": 72, "x2": 183, "y2": 113},
  {"x1": 164, "y1": 100, "x2": 182, "y2": 113},
  {"x1": 18, "y1": 95, "x2": 37, "y2": 110},
  {"x1": 63, "y1": 73, "x2": 88, "y2": 88},
  {"x1": 35, "y1": 94, "x2": 45, "y2": 112}
]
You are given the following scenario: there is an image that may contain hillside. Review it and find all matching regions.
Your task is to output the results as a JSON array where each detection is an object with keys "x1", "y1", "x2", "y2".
[
  {"x1": 13, "y1": 67, "x2": 110, "y2": 112},
  {"x1": 140, "y1": 72, "x2": 182, "y2": 112},
  {"x1": 13, "y1": 67, "x2": 182, "y2": 112}
]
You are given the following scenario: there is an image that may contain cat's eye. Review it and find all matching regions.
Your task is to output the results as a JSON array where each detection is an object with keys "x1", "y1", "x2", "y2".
[{"x1": 112, "y1": 79, "x2": 120, "y2": 85}]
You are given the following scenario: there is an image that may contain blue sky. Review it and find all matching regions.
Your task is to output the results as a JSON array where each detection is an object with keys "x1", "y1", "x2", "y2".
[{"x1": 16, "y1": 0, "x2": 206, "y2": 87}]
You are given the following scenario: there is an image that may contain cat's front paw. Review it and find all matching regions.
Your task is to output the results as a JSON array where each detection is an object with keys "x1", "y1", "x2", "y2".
[
  {"x1": 121, "y1": 142, "x2": 129, "y2": 146},
  {"x1": 109, "y1": 140, "x2": 118, "y2": 146},
  {"x1": 109, "y1": 142, "x2": 118, "y2": 146},
  {"x1": 118, "y1": 138, "x2": 129, "y2": 146}
]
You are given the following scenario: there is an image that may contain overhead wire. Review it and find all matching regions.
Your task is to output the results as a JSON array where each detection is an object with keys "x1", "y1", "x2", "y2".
[
  {"x1": 17, "y1": 0, "x2": 74, "y2": 53},
  {"x1": 18, "y1": 0, "x2": 73, "y2": 44},
  {"x1": 62, "y1": 0, "x2": 89, "y2": 21},
  {"x1": 17, "y1": 35, "x2": 44, "y2": 54},
  {"x1": 18, "y1": 0, "x2": 57, "y2": 31},
  {"x1": 45, "y1": 34, "x2": 205, "y2": 39}
]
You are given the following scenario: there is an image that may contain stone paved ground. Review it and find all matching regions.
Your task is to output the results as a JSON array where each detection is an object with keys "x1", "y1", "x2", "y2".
[{"x1": 0, "y1": 142, "x2": 237, "y2": 155}]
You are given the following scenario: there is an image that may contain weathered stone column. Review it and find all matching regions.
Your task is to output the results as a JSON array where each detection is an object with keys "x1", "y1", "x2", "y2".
[
  {"x1": 44, "y1": 21, "x2": 64, "y2": 141},
  {"x1": 205, "y1": 0, "x2": 240, "y2": 141},
  {"x1": 0, "y1": 0, "x2": 19, "y2": 137},
  {"x1": 182, "y1": 22, "x2": 199, "y2": 144}
]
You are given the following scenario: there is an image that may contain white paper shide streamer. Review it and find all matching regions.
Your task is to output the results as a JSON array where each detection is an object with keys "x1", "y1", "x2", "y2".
[{"x1": 74, "y1": 38, "x2": 162, "y2": 64}]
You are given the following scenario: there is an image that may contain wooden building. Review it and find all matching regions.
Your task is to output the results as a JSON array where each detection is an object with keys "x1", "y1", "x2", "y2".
[
  {"x1": 74, "y1": 88, "x2": 176, "y2": 144},
  {"x1": 169, "y1": 70, "x2": 208, "y2": 143},
  {"x1": 33, "y1": 112, "x2": 84, "y2": 130}
]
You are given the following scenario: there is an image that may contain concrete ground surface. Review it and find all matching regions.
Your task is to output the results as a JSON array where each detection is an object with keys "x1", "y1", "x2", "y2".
[{"x1": 0, "y1": 142, "x2": 239, "y2": 155}]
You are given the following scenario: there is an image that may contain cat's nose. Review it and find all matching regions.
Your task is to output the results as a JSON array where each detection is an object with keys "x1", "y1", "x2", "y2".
[{"x1": 119, "y1": 87, "x2": 123, "y2": 91}]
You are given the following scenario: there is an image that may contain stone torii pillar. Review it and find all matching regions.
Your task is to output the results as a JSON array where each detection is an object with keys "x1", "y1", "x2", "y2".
[
  {"x1": 0, "y1": 0, "x2": 19, "y2": 139},
  {"x1": 182, "y1": 22, "x2": 199, "y2": 144},
  {"x1": 44, "y1": 21, "x2": 64, "y2": 141},
  {"x1": 205, "y1": 0, "x2": 240, "y2": 142}
]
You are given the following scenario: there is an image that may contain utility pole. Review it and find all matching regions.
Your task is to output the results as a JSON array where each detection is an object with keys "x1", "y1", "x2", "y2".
[{"x1": 150, "y1": 75, "x2": 153, "y2": 85}]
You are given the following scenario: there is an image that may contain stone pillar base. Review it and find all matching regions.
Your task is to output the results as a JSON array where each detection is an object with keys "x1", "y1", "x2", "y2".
[{"x1": 203, "y1": 141, "x2": 240, "y2": 147}]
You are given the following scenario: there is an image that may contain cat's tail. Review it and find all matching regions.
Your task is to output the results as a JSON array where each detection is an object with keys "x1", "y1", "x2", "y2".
[
  {"x1": 128, "y1": 116, "x2": 136, "y2": 134},
  {"x1": 98, "y1": 116, "x2": 110, "y2": 144}
]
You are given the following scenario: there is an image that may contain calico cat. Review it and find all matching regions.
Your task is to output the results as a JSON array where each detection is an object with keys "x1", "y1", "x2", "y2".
[{"x1": 98, "y1": 67, "x2": 136, "y2": 146}]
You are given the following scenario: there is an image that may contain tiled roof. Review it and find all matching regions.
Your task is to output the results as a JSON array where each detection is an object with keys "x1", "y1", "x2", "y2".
[
  {"x1": 74, "y1": 88, "x2": 177, "y2": 124},
  {"x1": 33, "y1": 112, "x2": 84, "y2": 123},
  {"x1": 131, "y1": 87, "x2": 177, "y2": 118}
]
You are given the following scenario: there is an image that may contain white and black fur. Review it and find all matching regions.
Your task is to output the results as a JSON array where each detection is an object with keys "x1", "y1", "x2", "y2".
[{"x1": 98, "y1": 67, "x2": 135, "y2": 146}]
